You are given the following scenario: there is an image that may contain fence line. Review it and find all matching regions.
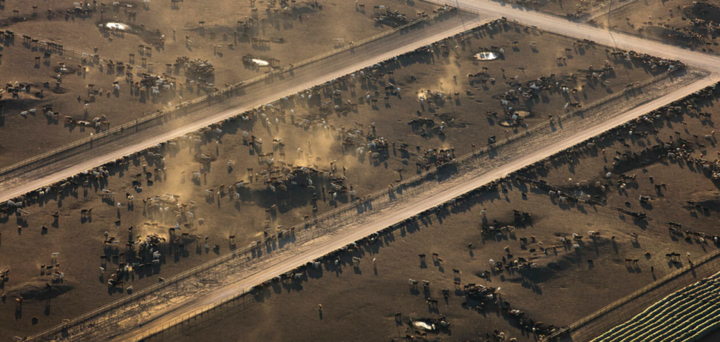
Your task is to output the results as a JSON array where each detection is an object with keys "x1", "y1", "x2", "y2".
[
  {"x1": 23, "y1": 17, "x2": 699, "y2": 340},
  {"x1": 19, "y1": 10, "x2": 462, "y2": 342},
  {"x1": 132, "y1": 290, "x2": 258, "y2": 342},
  {"x1": 131, "y1": 291, "x2": 250, "y2": 342},
  {"x1": 0, "y1": 11, "x2": 448, "y2": 182},
  {"x1": 125, "y1": 66, "x2": 698, "y2": 341},
  {"x1": 27, "y1": 64, "x2": 685, "y2": 341},
  {"x1": 544, "y1": 250, "x2": 720, "y2": 341}
]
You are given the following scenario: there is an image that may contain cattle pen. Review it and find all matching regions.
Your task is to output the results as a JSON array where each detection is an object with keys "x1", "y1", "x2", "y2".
[
  {"x1": 22, "y1": 66, "x2": 704, "y2": 341},
  {"x1": 0, "y1": 8, "x2": 469, "y2": 201},
  {"x1": 5, "y1": 7, "x2": 717, "y2": 341},
  {"x1": 545, "y1": 249, "x2": 720, "y2": 342}
]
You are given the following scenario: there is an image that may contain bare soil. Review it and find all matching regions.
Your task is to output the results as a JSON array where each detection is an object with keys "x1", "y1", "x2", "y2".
[
  {"x1": 0, "y1": 0, "x2": 439, "y2": 167},
  {"x1": 488, "y1": 0, "x2": 600, "y2": 19},
  {"x1": 0, "y1": 22, "x2": 665, "y2": 339},
  {"x1": 146, "y1": 76, "x2": 720, "y2": 342},
  {"x1": 601, "y1": 0, "x2": 720, "y2": 53}
]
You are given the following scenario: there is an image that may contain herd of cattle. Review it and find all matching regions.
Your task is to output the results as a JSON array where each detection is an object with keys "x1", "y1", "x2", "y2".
[
  {"x1": 2, "y1": 6, "x2": 716, "y2": 340},
  {"x1": 0, "y1": 8, "x2": 691, "y2": 295}
]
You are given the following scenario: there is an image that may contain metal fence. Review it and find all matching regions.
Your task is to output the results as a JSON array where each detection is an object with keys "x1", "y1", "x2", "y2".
[
  {"x1": 131, "y1": 291, "x2": 254, "y2": 342},
  {"x1": 26, "y1": 65, "x2": 685, "y2": 341},
  {"x1": 21, "y1": 17, "x2": 701, "y2": 341},
  {"x1": 545, "y1": 250, "x2": 720, "y2": 342},
  {"x1": 129, "y1": 66, "x2": 703, "y2": 341},
  {"x1": 132, "y1": 178, "x2": 719, "y2": 342},
  {"x1": 18, "y1": 10, "x2": 462, "y2": 342},
  {"x1": 0, "y1": 12, "x2": 441, "y2": 182}
]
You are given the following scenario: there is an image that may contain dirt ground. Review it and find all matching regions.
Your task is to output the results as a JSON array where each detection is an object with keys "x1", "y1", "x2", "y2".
[
  {"x1": 0, "y1": 21, "x2": 668, "y2": 338},
  {"x1": 155, "y1": 192, "x2": 664, "y2": 342},
  {"x1": 0, "y1": 14, "x2": 667, "y2": 168},
  {"x1": 489, "y1": 0, "x2": 600, "y2": 19},
  {"x1": 600, "y1": 0, "x2": 720, "y2": 53},
  {"x1": 0, "y1": 0, "x2": 439, "y2": 167},
  {"x1": 148, "y1": 80, "x2": 720, "y2": 342}
]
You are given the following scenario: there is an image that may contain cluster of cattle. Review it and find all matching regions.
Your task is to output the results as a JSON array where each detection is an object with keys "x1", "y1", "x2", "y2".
[
  {"x1": 668, "y1": 221, "x2": 720, "y2": 247},
  {"x1": 194, "y1": 120, "x2": 355, "y2": 202},
  {"x1": 371, "y1": 5, "x2": 409, "y2": 27},
  {"x1": 506, "y1": 0, "x2": 592, "y2": 19},
  {"x1": 688, "y1": 2, "x2": 720, "y2": 35},
  {"x1": 416, "y1": 147, "x2": 456, "y2": 170},
  {"x1": 627, "y1": 2, "x2": 720, "y2": 48},
  {"x1": 80, "y1": 52, "x2": 136, "y2": 89},
  {"x1": 103, "y1": 230, "x2": 176, "y2": 291},
  {"x1": 407, "y1": 116, "x2": 460, "y2": 135},
  {"x1": 690, "y1": 17, "x2": 720, "y2": 36},
  {"x1": 3, "y1": 81, "x2": 40, "y2": 100},
  {"x1": 0, "y1": 165, "x2": 113, "y2": 219},
  {"x1": 409, "y1": 247, "x2": 558, "y2": 340},
  {"x1": 609, "y1": 49, "x2": 684, "y2": 73},
  {"x1": 1, "y1": 30, "x2": 65, "y2": 54},
  {"x1": 507, "y1": 84, "x2": 717, "y2": 213},
  {"x1": 64, "y1": 115, "x2": 109, "y2": 128},
  {"x1": 604, "y1": 81, "x2": 720, "y2": 182},
  {"x1": 180, "y1": 57, "x2": 215, "y2": 79},
  {"x1": 3, "y1": 29, "x2": 168, "y2": 125},
  {"x1": 245, "y1": 231, "x2": 385, "y2": 294},
  {"x1": 134, "y1": 72, "x2": 176, "y2": 97},
  {"x1": 490, "y1": 44, "x2": 684, "y2": 124}
]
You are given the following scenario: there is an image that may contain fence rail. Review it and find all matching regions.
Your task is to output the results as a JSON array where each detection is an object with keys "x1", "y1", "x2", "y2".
[
  {"x1": 19, "y1": 10, "x2": 464, "y2": 342},
  {"x1": 544, "y1": 250, "x2": 720, "y2": 342},
  {"x1": 0, "y1": 11, "x2": 443, "y2": 182},
  {"x1": 27, "y1": 65, "x2": 685, "y2": 341},
  {"x1": 132, "y1": 290, "x2": 253, "y2": 342},
  {"x1": 128, "y1": 67, "x2": 698, "y2": 342},
  {"x1": 23, "y1": 17, "x2": 697, "y2": 341},
  {"x1": 128, "y1": 65, "x2": 697, "y2": 340}
]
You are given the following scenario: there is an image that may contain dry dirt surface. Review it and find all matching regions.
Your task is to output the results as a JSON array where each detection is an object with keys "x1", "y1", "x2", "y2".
[
  {"x1": 3, "y1": 0, "x2": 720, "y2": 209},
  {"x1": 0, "y1": 0, "x2": 439, "y2": 167},
  {"x1": 598, "y1": 0, "x2": 720, "y2": 53},
  {"x1": 142, "y1": 78, "x2": 720, "y2": 342},
  {"x1": 486, "y1": 0, "x2": 604, "y2": 19},
  {"x1": 0, "y1": 20, "x2": 671, "y2": 339}
]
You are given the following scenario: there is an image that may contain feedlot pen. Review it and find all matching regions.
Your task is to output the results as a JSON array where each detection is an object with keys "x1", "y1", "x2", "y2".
[{"x1": 548, "y1": 250, "x2": 720, "y2": 342}]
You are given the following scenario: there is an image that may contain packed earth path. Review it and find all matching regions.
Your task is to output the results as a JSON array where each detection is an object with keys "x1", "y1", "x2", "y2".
[{"x1": 9, "y1": 1, "x2": 720, "y2": 341}]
